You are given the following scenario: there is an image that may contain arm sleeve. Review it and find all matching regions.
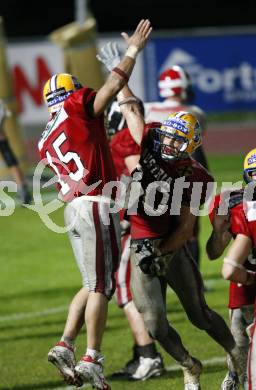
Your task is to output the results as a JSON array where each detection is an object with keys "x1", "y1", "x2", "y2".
[
  {"x1": 110, "y1": 128, "x2": 141, "y2": 159},
  {"x1": 66, "y1": 87, "x2": 97, "y2": 121}
]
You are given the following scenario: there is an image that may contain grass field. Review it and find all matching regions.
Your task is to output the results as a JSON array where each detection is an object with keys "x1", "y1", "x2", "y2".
[{"x1": 0, "y1": 153, "x2": 245, "y2": 390}]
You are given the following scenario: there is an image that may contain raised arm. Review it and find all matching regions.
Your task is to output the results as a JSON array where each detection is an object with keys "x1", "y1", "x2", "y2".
[
  {"x1": 93, "y1": 19, "x2": 152, "y2": 118},
  {"x1": 117, "y1": 84, "x2": 145, "y2": 145}
]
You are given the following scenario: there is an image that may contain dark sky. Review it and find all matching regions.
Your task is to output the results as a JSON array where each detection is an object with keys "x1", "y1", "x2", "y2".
[{"x1": 0, "y1": 0, "x2": 256, "y2": 38}]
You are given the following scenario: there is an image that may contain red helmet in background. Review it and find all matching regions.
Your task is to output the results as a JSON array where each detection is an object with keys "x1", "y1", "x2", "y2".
[{"x1": 158, "y1": 65, "x2": 192, "y2": 101}]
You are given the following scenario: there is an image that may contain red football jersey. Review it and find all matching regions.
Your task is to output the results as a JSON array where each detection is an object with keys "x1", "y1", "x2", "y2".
[
  {"x1": 38, "y1": 87, "x2": 117, "y2": 201},
  {"x1": 129, "y1": 125, "x2": 214, "y2": 239},
  {"x1": 209, "y1": 191, "x2": 256, "y2": 309},
  {"x1": 110, "y1": 127, "x2": 141, "y2": 178}
]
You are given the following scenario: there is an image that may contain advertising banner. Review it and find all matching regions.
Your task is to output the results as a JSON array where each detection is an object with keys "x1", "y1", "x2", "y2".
[{"x1": 144, "y1": 32, "x2": 256, "y2": 113}]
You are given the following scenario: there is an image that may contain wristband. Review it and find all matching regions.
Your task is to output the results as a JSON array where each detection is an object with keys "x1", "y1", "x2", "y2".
[
  {"x1": 118, "y1": 97, "x2": 140, "y2": 106},
  {"x1": 125, "y1": 45, "x2": 139, "y2": 60},
  {"x1": 223, "y1": 257, "x2": 245, "y2": 270},
  {"x1": 112, "y1": 67, "x2": 129, "y2": 83}
]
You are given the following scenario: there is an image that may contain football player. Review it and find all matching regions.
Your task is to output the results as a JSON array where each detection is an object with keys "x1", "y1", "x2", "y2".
[
  {"x1": 0, "y1": 100, "x2": 31, "y2": 204},
  {"x1": 98, "y1": 41, "x2": 245, "y2": 390},
  {"x1": 207, "y1": 148, "x2": 256, "y2": 390},
  {"x1": 207, "y1": 189, "x2": 256, "y2": 389},
  {"x1": 107, "y1": 100, "x2": 165, "y2": 380},
  {"x1": 144, "y1": 65, "x2": 209, "y2": 268},
  {"x1": 39, "y1": 19, "x2": 152, "y2": 390}
]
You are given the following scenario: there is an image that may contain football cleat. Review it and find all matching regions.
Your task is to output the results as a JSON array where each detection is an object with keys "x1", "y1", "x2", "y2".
[
  {"x1": 75, "y1": 355, "x2": 111, "y2": 390},
  {"x1": 48, "y1": 341, "x2": 82, "y2": 386},
  {"x1": 221, "y1": 371, "x2": 240, "y2": 390},
  {"x1": 182, "y1": 357, "x2": 202, "y2": 390},
  {"x1": 131, "y1": 353, "x2": 165, "y2": 381},
  {"x1": 110, "y1": 355, "x2": 139, "y2": 378}
]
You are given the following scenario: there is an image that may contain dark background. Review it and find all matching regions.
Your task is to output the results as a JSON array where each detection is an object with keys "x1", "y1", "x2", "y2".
[{"x1": 0, "y1": 0, "x2": 256, "y2": 38}]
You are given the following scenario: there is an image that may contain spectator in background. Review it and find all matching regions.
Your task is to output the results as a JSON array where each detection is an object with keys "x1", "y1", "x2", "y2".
[
  {"x1": 0, "y1": 100, "x2": 31, "y2": 204},
  {"x1": 144, "y1": 65, "x2": 209, "y2": 268}
]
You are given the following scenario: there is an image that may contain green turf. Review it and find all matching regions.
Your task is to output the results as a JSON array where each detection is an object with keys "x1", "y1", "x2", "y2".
[{"x1": 0, "y1": 154, "x2": 244, "y2": 390}]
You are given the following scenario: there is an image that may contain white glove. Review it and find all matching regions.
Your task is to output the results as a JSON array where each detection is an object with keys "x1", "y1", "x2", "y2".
[{"x1": 96, "y1": 41, "x2": 121, "y2": 72}]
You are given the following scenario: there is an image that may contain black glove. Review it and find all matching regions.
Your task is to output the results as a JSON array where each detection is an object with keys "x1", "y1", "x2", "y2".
[
  {"x1": 138, "y1": 254, "x2": 156, "y2": 275},
  {"x1": 138, "y1": 254, "x2": 169, "y2": 277}
]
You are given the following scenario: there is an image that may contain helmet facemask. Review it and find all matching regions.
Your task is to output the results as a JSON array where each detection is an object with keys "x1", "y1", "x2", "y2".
[
  {"x1": 157, "y1": 129, "x2": 189, "y2": 161},
  {"x1": 244, "y1": 168, "x2": 256, "y2": 184},
  {"x1": 105, "y1": 100, "x2": 126, "y2": 139}
]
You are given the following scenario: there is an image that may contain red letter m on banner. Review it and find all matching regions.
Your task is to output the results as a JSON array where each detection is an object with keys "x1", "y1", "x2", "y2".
[{"x1": 13, "y1": 57, "x2": 51, "y2": 113}]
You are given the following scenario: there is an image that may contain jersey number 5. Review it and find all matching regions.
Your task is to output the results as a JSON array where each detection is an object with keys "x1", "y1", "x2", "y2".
[{"x1": 46, "y1": 132, "x2": 86, "y2": 195}]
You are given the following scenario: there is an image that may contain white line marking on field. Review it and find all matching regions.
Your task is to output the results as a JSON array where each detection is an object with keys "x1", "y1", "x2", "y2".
[
  {"x1": 6, "y1": 192, "x2": 58, "y2": 208},
  {"x1": 0, "y1": 306, "x2": 68, "y2": 322},
  {"x1": 0, "y1": 278, "x2": 227, "y2": 323},
  {"x1": 53, "y1": 386, "x2": 90, "y2": 390}
]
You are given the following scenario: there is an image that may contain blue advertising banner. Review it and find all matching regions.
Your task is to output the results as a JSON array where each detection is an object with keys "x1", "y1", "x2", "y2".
[{"x1": 144, "y1": 33, "x2": 256, "y2": 113}]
